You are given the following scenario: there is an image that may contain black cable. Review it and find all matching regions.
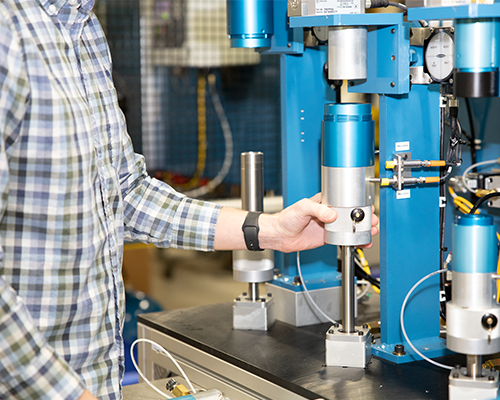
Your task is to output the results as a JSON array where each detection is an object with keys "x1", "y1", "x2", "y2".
[
  {"x1": 439, "y1": 106, "x2": 447, "y2": 321},
  {"x1": 354, "y1": 259, "x2": 381, "y2": 289},
  {"x1": 465, "y1": 98, "x2": 478, "y2": 204},
  {"x1": 465, "y1": 98, "x2": 477, "y2": 167},
  {"x1": 469, "y1": 192, "x2": 500, "y2": 214}
]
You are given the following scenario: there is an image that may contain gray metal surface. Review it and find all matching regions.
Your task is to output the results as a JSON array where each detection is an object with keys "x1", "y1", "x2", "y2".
[
  {"x1": 322, "y1": 166, "x2": 375, "y2": 207},
  {"x1": 325, "y1": 324, "x2": 372, "y2": 368},
  {"x1": 233, "y1": 295, "x2": 275, "y2": 331},
  {"x1": 136, "y1": 299, "x2": 469, "y2": 400},
  {"x1": 447, "y1": 271, "x2": 500, "y2": 355},
  {"x1": 328, "y1": 27, "x2": 367, "y2": 80},
  {"x1": 325, "y1": 205, "x2": 372, "y2": 246},
  {"x1": 241, "y1": 152, "x2": 263, "y2": 213},
  {"x1": 265, "y1": 282, "x2": 345, "y2": 326}
]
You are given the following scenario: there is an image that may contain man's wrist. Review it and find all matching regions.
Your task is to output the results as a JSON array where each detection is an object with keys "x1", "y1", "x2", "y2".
[{"x1": 256, "y1": 213, "x2": 280, "y2": 251}]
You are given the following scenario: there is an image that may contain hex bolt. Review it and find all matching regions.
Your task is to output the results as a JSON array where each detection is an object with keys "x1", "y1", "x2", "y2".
[{"x1": 393, "y1": 344, "x2": 406, "y2": 356}]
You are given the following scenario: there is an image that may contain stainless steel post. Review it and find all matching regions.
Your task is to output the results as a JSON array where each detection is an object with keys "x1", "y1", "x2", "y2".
[
  {"x1": 249, "y1": 282, "x2": 259, "y2": 301},
  {"x1": 467, "y1": 354, "x2": 483, "y2": 378},
  {"x1": 341, "y1": 245, "x2": 356, "y2": 333},
  {"x1": 241, "y1": 152, "x2": 263, "y2": 213}
]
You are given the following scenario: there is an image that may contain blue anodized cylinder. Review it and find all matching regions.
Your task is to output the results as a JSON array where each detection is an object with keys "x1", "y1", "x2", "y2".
[
  {"x1": 453, "y1": 214, "x2": 497, "y2": 274},
  {"x1": 454, "y1": 18, "x2": 500, "y2": 97},
  {"x1": 321, "y1": 103, "x2": 375, "y2": 246},
  {"x1": 455, "y1": 18, "x2": 500, "y2": 73},
  {"x1": 322, "y1": 103, "x2": 374, "y2": 168},
  {"x1": 447, "y1": 214, "x2": 500, "y2": 355},
  {"x1": 226, "y1": 0, "x2": 274, "y2": 48}
]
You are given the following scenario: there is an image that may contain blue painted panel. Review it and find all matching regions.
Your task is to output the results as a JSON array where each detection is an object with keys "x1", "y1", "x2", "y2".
[
  {"x1": 289, "y1": 12, "x2": 403, "y2": 28},
  {"x1": 276, "y1": 46, "x2": 339, "y2": 287},
  {"x1": 262, "y1": 0, "x2": 304, "y2": 55},
  {"x1": 349, "y1": 23, "x2": 410, "y2": 95},
  {"x1": 407, "y1": 3, "x2": 500, "y2": 21},
  {"x1": 378, "y1": 85, "x2": 442, "y2": 348}
]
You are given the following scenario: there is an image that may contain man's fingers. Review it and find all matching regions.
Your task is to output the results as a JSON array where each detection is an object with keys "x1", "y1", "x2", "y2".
[{"x1": 299, "y1": 198, "x2": 336, "y2": 223}]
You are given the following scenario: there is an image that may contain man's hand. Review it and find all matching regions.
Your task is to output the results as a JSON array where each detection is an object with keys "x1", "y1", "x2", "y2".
[
  {"x1": 78, "y1": 390, "x2": 98, "y2": 400},
  {"x1": 214, "y1": 193, "x2": 379, "y2": 252},
  {"x1": 259, "y1": 194, "x2": 379, "y2": 253}
]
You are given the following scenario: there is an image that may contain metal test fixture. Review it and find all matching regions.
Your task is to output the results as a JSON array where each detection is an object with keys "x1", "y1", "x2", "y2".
[{"x1": 135, "y1": 0, "x2": 500, "y2": 399}]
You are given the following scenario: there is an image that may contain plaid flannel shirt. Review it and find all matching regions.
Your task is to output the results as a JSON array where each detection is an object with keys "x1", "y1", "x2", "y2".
[{"x1": 0, "y1": 0, "x2": 221, "y2": 398}]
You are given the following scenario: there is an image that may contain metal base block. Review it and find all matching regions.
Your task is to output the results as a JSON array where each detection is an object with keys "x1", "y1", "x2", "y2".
[
  {"x1": 233, "y1": 295, "x2": 275, "y2": 331},
  {"x1": 449, "y1": 368, "x2": 499, "y2": 400},
  {"x1": 325, "y1": 324, "x2": 371, "y2": 368},
  {"x1": 266, "y1": 283, "x2": 346, "y2": 327}
]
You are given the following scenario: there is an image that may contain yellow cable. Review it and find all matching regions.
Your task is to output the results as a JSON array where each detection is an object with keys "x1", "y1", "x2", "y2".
[
  {"x1": 356, "y1": 249, "x2": 380, "y2": 294},
  {"x1": 181, "y1": 74, "x2": 207, "y2": 190}
]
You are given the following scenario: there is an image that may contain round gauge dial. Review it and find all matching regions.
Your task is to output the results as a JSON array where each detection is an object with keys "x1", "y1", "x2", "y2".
[
  {"x1": 425, "y1": 30, "x2": 454, "y2": 82},
  {"x1": 313, "y1": 26, "x2": 329, "y2": 43}
]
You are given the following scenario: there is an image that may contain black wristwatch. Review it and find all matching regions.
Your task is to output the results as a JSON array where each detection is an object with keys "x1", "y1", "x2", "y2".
[{"x1": 242, "y1": 211, "x2": 264, "y2": 251}]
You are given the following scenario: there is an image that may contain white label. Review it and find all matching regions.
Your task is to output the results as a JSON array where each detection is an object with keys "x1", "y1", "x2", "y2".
[
  {"x1": 315, "y1": 0, "x2": 361, "y2": 14},
  {"x1": 396, "y1": 190, "x2": 411, "y2": 200},
  {"x1": 395, "y1": 141, "x2": 410, "y2": 152}
]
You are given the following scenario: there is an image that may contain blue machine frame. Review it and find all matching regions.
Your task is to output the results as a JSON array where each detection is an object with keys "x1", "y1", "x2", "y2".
[{"x1": 228, "y1": 0, "x2": 500, "y2": 365}]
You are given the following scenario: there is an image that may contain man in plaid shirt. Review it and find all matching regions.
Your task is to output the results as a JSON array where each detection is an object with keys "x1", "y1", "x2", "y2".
[{"x1": 0, "y1": 0, "x2": 378, "y2": 399}]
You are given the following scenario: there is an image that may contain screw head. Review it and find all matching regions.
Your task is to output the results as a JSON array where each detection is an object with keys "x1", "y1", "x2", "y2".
[
  {"x1": 242, "y1": 292, "x2": 247, "y2": 296},
  {"x1": 390, "y1": 82, "x2": 395, "y2": 88},
  {"x1": 328, "y1": 329, "x2": 334, "y2": 334},
  {"x1": 267, "y1": 293, "x2": 272, "y2": 297},
  {"x1": 391, "y1": 28, "x2": 396, "y2": 34},
  {"x1": 334, "y1": 323, "x2": 340, "y2": 328},
  {"x1": 363, "y1": 323, "x2": 369, "y2": 329},
  {"x1": 489, "y1": 375, "x2": 495, "y2": 381},
  {"x1": 236, "y1": 297, "x2": 241, "y2": 301},
  {"x1": 358, "y1": 331, "x2": 364, "y2": 336},
  {"x1": 452, "y1": 373, "x2": 459, "y2": 379}
]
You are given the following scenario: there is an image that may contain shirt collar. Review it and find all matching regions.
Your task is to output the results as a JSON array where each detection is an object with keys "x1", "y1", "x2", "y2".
[{"x1": 36, "y1": 0, "x2": 95, "y2": 15}]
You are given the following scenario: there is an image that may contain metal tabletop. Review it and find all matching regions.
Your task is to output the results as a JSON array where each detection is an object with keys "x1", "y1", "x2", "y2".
[{"x1": 138, "y1": 300, "x2": 461, "y2": 400}]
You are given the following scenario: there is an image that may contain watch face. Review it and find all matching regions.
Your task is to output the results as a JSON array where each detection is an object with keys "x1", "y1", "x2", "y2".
[{"x1": 425, "y1": 30, "x2": 454, "y2": 82}]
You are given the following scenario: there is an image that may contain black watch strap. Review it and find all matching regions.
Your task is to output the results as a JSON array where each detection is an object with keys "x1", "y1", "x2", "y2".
[{"x1": 242, "y1": 211, "x2": 264, "y2": 251}]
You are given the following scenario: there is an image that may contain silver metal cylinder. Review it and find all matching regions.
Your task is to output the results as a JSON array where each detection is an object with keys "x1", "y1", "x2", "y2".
[
  {"x1": 233, "y1": 151, "x2": 274, "y2": 283},
  {"x1": 328, "y1": 26, "x2": 367, "y2": 80},
  {"x1": 467, "y1": 355, "x2": 483, "y2": 378},
  {"x1": 452, "y1": 271, "x2": 496, "y2": 309},
  {"x1": 241, "y1": 152, "x2": 263, "y2": 212},
  {"x1": 341, "y1": 246, "x2": 356, "y2": 333},
  {"x1": 322, "y1": 166, "x2": 374, "y2": 208},
  {"x1": 249, "y1": 282, "x2": 260, "y2": 301}
]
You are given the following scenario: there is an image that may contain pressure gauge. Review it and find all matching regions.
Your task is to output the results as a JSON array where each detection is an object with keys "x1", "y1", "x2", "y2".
[{"x1": 424, "y1": 29, "x2": 454, "y2": 83}]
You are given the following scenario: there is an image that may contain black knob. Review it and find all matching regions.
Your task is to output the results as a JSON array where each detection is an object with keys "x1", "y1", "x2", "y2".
[
  {"x1": 482, "y1": 313, "x2": 498, "y2": 330},
  {"x1": 351, "y1": 208, "x2": 365, "y2": 223}
]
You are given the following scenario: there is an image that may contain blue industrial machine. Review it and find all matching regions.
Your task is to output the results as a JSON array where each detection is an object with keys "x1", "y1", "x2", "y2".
[{"x1": 225, "y1": 0, "x2": 500, "y2": 397}]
